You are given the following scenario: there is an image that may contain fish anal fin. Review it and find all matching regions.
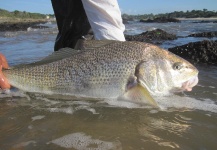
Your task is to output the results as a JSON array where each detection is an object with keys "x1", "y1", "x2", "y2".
[{"x1": 121, "y1": 84, "x2": 158, "y2": 107}]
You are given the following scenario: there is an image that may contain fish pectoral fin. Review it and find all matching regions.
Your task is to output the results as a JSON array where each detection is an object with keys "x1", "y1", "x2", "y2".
[{"x1": 121, "y1": 84, "x2": 158, "y2": 107}]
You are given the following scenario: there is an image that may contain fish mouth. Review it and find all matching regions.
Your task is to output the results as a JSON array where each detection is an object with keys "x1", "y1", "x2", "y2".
[{"x1": 181, "y1": 76, "x2": 198, "y2": 92}]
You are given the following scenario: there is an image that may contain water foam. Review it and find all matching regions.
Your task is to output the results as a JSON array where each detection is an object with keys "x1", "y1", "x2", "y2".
[
  {"x1": 27, "y1": 27, "x2": 38, "y2": 32},
  {"x1": 1, "y1": 89, "x2": 217, "y2": 114},
  {"x1": 4, "y1": 32, "x2": 18, "y2": 37},
  {"x1": 0, "y1": 89, "x2": 29, "y2": 99},
  {"x1": 31, "y1": 115, "x2": 45, "y2": 121},
  {"x1": 155, "y1": 95, "x2": 217, "y2": 113},
  {"x1": 103, "y1": 95, "x2": 217, "y2": 113}
]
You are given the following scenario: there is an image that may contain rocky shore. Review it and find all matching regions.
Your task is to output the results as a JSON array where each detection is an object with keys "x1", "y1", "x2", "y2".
[
  {"x1": 0, "y1": 17, "x2": 51, "y2": 32},
  {"x1": 125, "y1": 29, "x2": 217, "y2": 65},
  {"x1": 1, "y1": 18, "x2": 216, "y2": 65},
  {"x1": 140, "y1": 17, "x2": 180, "y2": 23},
  {"x1": 0, "y1": 21, "x2": 49, "y2": 32},
  {"x1": 125, "y1": 29, "x2": 177, "y2": 44},
  {"x1": 168, "y1": 40, "x2": 217, "y2": 65},
  {"x1": 192, "y1": 20, "x2": 217, "y2": 23},
  {"x1": 188, "y1": 31, "x2": 217, "y2": 38}
]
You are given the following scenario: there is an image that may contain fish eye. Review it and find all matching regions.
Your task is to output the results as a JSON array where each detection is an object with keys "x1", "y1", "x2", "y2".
[{"x1": 173, "y1": 62, "x2": 183, "y2": 70}]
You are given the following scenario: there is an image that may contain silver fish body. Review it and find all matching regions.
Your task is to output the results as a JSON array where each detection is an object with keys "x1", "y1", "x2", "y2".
[{"x1": 3, "y1": 40, "x2": 199, "y2": 106}]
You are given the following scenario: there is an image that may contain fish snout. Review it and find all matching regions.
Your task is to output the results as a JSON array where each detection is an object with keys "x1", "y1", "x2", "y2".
[{"x1": 181, "y1": 76, "x2": 198, "y2": 91}]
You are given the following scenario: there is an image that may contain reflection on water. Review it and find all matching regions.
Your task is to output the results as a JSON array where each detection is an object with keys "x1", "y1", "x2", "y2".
[
  {"x1": 48, "y1": 132, "x2": 122, "y2": 149},
  {"x1": 0, "y1": 82, "x2": 217, "y2": 149},
  {"x1": 0, "y1": 21, "x2": 217, "y2": 149}
]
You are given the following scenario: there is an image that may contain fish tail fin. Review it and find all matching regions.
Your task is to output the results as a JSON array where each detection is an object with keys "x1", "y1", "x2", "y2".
[{"x1": 0, "y1": 53, "x2": 11, "y2": 89}]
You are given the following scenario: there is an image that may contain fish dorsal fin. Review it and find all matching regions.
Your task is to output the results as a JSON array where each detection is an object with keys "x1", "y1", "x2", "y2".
[
  {"x1": 37, "y1": 47, "x2": 81, "y2": 64},
  {"x1": 13, "y1": 48, "x2": 81, "y2": 68},
  {"x1": 121, "y1": 84, "x2": 158, "y2": 107},
  {"x1": 74, "y1": 39, "x2": 117, "y2": 50}
]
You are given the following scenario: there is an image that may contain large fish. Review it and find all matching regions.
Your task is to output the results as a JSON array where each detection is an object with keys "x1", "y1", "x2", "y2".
[{"x1": 0, "y1": 40, "x2": 198, "y2": 107}]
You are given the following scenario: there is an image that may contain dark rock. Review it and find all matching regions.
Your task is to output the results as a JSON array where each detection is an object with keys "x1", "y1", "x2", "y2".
[
  {"x1": 123, "y1": 19, "x2": 130, "y2": 24},
  {"x1": 0, "y1": 21, "x2": 48, "y2": 32},
  {"x1": 125, "y1": 29, "x2": 177, "y2": 44},
  {"x1": 192, "y1": 20, "x2": 217, "y2": 23},
  {"x1": 168, "y1": 40, "x2": 217, "y2": 65},
  {"x1": 31, "y1": 25, "x2": 49, "y2": 29},
  {"x1": 140, "y1": 17, "x2": 180, "y2": 23},
  {"x1": 122, "y1": 18, "x2": 134, "y2": 24},
  {"x1": 188, "y1": 31, "x2": 217, "y2": 37}
]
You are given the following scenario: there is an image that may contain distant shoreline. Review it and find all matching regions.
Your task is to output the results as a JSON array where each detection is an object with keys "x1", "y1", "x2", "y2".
[
  {"x1": 0, "y1": 17, "x2": 55, "y2": 32},
  {"x1": 0, "y1": 16, "x2": 217, "y2": 32},
  {"x1": 176, "y1": 17, "x2": 217, "y2": 20},
  {"x1": 0, "y1": 16, "x2": 55, "y2": 23},
  {"x1": 0, "y1": 17, "x2": 56, "y2": 32}
]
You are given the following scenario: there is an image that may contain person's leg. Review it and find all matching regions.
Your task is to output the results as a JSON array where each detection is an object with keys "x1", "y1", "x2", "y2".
[
  {"x1": 81, "y1": 0, "x2": 125, "y2": 41},
  {"x1": 51, "y1": 0, "x2": 91, "y2": 51}
]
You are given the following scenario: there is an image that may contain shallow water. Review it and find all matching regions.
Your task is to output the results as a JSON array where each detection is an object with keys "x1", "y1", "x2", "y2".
[{"x1": 0, "y1": 21, "x2": 217, "y2": 150}]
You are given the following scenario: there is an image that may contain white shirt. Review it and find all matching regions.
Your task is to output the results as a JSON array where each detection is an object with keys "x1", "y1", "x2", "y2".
[{"x1": 81, "y1": 0, "x2": 126, "y2": 41}]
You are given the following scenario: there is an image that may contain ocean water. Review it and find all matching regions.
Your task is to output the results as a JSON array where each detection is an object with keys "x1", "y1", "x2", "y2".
[{"x1": 0, "y1": 20, "x2": 217, "y2": 150}]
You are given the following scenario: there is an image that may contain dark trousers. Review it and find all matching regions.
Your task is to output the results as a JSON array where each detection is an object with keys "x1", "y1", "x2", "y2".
[{"x1": 51, "y1": 0, "x2": 91, "y2": 51}]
